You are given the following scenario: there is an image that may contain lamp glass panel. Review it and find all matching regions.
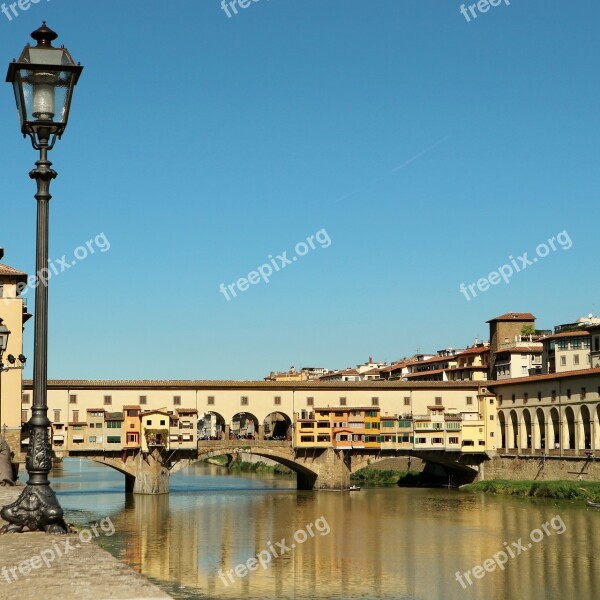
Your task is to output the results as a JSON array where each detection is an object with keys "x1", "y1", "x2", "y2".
[{"x1": 17, "y1": 68, "x2": 74, "y2": 125}]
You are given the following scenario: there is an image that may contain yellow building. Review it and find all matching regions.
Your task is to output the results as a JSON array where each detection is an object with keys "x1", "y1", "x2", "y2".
[
  {"x1": 123, "y1": 405, "x2": 142, "y2": 448},
  {"x1": 0, "y1": 261, "x2": 29, "y2": 451}
]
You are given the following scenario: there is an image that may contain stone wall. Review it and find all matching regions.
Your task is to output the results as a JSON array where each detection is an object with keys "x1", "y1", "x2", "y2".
[{"x1": 481, "y1": 455, "x2": 600, "y2": 481}]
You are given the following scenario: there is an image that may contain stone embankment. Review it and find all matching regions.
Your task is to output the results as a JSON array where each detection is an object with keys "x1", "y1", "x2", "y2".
[{"x1": 0, "y1": 487, "x2": 171, "y2": 600}]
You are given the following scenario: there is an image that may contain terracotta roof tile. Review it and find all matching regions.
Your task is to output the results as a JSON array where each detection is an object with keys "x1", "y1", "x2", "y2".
[
  {"x1": 0, "y1": 262, "x2": 27, "y2": 283},
  {"x1": 487, "y1": 312, "x2": 536, "y2": 323}
]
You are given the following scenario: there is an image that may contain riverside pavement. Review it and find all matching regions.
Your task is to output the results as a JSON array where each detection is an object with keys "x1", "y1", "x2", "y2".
[{"x1": 0, "y1": 487, "x2": 172, "y2": 600}]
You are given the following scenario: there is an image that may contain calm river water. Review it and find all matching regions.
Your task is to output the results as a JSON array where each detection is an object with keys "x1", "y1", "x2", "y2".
[{"x1": 51, "y1": 459, "x2": 600, "y2": 600}]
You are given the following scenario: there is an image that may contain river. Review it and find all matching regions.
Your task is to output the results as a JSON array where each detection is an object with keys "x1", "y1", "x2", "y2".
[{"x1": 51, "y1": 459, "x2": 600, "y2": 600}]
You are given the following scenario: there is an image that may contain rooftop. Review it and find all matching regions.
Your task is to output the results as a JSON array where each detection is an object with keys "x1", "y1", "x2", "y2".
[{"x1": 487, "y1": 312, "x2": 536, "y2": 323}]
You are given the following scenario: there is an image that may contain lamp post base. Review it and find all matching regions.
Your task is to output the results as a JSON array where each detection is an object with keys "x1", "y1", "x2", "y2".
[{"x1": 0, "y1": 484, "x2": 68, "y2": 534}]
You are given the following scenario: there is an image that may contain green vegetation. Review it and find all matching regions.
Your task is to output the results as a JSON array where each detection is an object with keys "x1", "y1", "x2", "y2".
[
  {"x1": 460, "y1": 480, "x2": 600, "y2": 502},
  {"x1": 351, "y1": 468, "x2": 421, "y2": 486},
  {"x1": 521, "y1": 324, "x2": 535, "y2": 336},
  {"x1": 205, "y1": 456, "x2": 293, "y2": 476}
]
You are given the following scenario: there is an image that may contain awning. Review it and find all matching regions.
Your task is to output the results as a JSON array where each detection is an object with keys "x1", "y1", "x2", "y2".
[
  {"x1": 72, "y1": 436, "x2": 84, "y2": 442},
  {"x1": 169, "y1": 435, "x2": 179, "y2": 441},
  {"x1": 21, "y1": 438, "x2": 29, "y2": 445},
  {"x1": 53, "y1": 436, "x2": 64, "y2": 442},
  {"x1": 182, "y1": 435, "x2": 192, "y2": 441}
]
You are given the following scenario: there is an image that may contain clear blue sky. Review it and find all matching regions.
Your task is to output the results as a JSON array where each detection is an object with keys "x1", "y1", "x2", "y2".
[{"x1": 1, "y1": 0, "x2": 599, "y2": 380}]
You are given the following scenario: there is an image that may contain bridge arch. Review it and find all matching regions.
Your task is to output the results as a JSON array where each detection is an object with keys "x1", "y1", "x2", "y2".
[
  {"x1": 198, "y1": 411, "x2": 226, "y2": 440},
  {"x1": 498, "y1": 411, "x2": 506, "y2": 449},
  {"x1": 535, "y1": 408, "x2": 546, "y2": 450},
  {"x1": 549, "y1": 407, "x2": 560, "y2": 449},
  {"x1": 564, "y1": 406, "x2": 576, "y2": 450},
  {"x1": 231, "y1": 412, "x2": 259, "y2": 439},
  {"x1": 523, "y1": 409, "x2": 533, "y2": 450},
  {"x1": 580, "y1": 405, "x2": 592, "y2": 450},
  {"x1": 509, "y1": 410, "x2": 519, "y2": 449},
  {"x1": 263, "y1": 411, "x2": 292, "y2": 440}
]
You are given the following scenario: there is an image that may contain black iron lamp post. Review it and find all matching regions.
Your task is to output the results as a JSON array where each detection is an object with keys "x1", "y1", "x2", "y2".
[{"x1": 0, "y1": 23, "x2": 83, "y2": 534}]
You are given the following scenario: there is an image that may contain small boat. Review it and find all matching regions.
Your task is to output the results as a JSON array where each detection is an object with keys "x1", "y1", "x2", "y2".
[
  {"x1": 349, "y1": 485, "x2": 361, "y2": 491},
  {"x1": 586, "y1": 500, "x2": 600, "y2": 508}
]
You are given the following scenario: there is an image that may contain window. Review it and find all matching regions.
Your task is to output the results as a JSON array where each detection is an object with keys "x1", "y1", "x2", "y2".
[
  {"x1": 490, "y1": 415, "x2": 494, "y2": 420},
  {"x1": 21, "y1": 410, "x2": 28, "y2": 423},
  {"x1": 498, "y1": 394, "x2": 503, "y2": 404},
  {"x1": 173, "y1": 396, "x2": 181, "y2": 406},
  {"x1": 404, "y1": 397, "x2": 410, "y2": 406},
  {"x1": 537, "y1": 392, "x2": 542, "y2": 401},
  {"x1": 107, "y1": 421, "x2": 122, "y2": 429},
  {"x1": 307, "y1": 397, "x2": 314, "y2": 406},
  {"x1": 466, "y1": 396, "x2": 473, "y2": 405},
  {"x1": 72, "y1": 410, "x2": 79, "y2": 423},
  {"x1": 551, "y1": 390, "x2": 557, "y2": 400},
  {"x1": 208, "y1": 396, "x2": 215, "y2": 405},
  {"x1": 512, "y1": 394, "x2": 516, "y2": 403},
  {"x1": 581, "y1": 388, "x2": 586, "y2": 400},
  {"x1": 371, "y1": 397, "x2": 379, "y2": 406},
  {"x1": 274, "y1": 396, "x2": 281, "y2": 406},
  {"x1": 104, "y1": 395, "x2": 112, "y2": 406},
  {"x1": 449, "y1": 437, "x2": 459, "y2": 444},
  {"x1": 22, "y1": 394, "x2": 30, "y2": 404},
  {"x1": 489, "y1": 398, "x2": 494, "y2": 405},
  {"x1": 435, "y1": 397, "x2": 442, "y2": 405},
  {"x1": 241, "y1": 396, "x2": 248, "y2": 406},
  {"x1": 560, "y1": 356, "x2": 566, "y2": 366},
  {"x1": 594, "y1": 336, "x2": 600, "y2": 352},
  {"x1": 89, "y1": 436, "x2": 97, "y2": 443},
  {"x1": 432, "y1": 437, "x2": 444, "y2": 444},
  {"x1": 146, "y1": 420, "x2": 152, "y2": 426},
  {"x1": 340, "y1": 397, "x2": 347, "y2": 406},
  {"x1": 572, "y1": 338, "x2": 582, "y2": 349},
  {"x1": 107, "y1": 436, "x2": 121, "y2": 444},
  {"x1": 524, "y1": 393, "x2": 528, "y2": 403},
  {"x1": 573, "y1": 355, "x2": 579, "y2": 366},
  {"x1": 69, "y1": 394, "x2": 77, "y2": 404},
  {"x1": 139, "y1": 395, "x2": 147, "y2": 405},
  {"x1": 558, "y1": 340, "x2": 568, "y2": 351},
  {"x1": 567, "y1": 389, "x2": 571, "y2": 399}
]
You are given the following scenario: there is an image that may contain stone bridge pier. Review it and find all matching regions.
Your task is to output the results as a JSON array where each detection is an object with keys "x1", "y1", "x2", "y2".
[{"x1": 81, "y1": 449, "x2": 172, "y2": 495}]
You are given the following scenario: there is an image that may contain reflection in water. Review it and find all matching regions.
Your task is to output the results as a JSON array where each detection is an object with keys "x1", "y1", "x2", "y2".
[{"x1": 51, "y1": 460, "x2": 600, "y2": 600}]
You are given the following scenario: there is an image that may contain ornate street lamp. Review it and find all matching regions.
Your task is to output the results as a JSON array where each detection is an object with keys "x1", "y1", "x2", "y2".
[{"x1": 1, "y1": 23, "x2": 83, "y2": 534}]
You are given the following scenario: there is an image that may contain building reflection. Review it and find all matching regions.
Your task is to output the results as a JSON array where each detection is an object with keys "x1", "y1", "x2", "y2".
[{"x1": 106, "y1": 464, "x2": 600, "y2": 600}]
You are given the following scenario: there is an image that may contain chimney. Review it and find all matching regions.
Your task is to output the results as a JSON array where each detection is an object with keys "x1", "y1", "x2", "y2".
[{"x1": 369, "y1": 356, "x2": 373, "y2": 363}]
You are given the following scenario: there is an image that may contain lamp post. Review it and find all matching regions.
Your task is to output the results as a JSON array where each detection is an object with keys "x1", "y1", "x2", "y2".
[{"x1": 0, "y1": 23, "x2": 83, "y2": 534}]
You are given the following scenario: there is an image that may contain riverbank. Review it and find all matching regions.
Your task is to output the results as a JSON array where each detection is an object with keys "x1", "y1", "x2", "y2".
[
  {"x1": 350, "y1": 468, "x2": 422, "y2": 487},
  {"x1": 460, "y1": 479, "x2": 600, "y2": 502},
  {"x1": 0, "y1": 487, "x2": 171, "y2": 599},
  {"x1": 205, "y1": 456, "x2": 293, "y2": 475}
]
